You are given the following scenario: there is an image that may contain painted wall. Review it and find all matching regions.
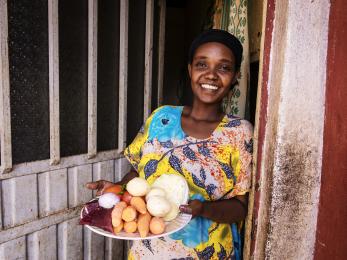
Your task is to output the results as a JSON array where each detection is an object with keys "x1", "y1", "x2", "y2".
[
  {"x1": 314, "y1": 0, "x2": 347, "y2": 258},
  {"x1": 0, "y1": 157, "x2": 130, "y2": 259},
  {"x1": 252, "y1": 0, "x2": 331, "y2": 259}
]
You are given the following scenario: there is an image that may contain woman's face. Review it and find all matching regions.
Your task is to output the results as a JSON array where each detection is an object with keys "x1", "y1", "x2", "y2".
[{"x1": 188, "y1": 42, "x2": 239, "y2": 105}]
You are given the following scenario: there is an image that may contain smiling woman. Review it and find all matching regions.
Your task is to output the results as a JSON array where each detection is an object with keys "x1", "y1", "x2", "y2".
[{"x1": 88, "y1": 29, "x2": 253, "y2": 260}]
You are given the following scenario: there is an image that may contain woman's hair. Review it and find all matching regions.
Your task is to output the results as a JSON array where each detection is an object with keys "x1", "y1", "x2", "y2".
[{"x1": 188, "y1": 29, "x2": 243, "y2": 71}]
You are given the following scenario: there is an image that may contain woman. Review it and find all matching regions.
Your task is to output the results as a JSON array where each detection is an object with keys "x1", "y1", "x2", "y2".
[{"x1": 87, "y1": 29, "x2": 253, "y2": 260}]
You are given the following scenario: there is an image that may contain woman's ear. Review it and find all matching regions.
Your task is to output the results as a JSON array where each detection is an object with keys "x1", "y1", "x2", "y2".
[
  {"x1": 188, "y1": 64, "x2": 192, "y2": 78},
  {"x1": 232, "y1": 71, "x2": 241, "y2": 84}
]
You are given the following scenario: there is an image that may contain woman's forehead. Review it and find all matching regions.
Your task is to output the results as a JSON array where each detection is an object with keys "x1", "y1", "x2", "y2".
[{"x1": 193, "y1": 42, "x2": 235, "y2": 61}]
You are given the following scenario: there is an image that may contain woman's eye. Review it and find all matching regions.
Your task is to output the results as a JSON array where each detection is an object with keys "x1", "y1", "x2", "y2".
[
  {"x1": 219, "y1": 64, "x2": 232, "y2": 72},
  {"x1": 195, "y1": 62, "x2": 207, "y2": 68}
]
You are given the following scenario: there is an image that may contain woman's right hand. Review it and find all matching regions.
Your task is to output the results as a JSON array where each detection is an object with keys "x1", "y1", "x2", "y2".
[{"x1": 85, "y1": 180, "x2": 115, "y2": 196}]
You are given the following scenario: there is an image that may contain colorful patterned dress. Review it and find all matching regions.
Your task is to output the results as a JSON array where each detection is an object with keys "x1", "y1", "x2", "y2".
[{"x1": 124, "y1": 106, "x2": 253, "y2": 260}]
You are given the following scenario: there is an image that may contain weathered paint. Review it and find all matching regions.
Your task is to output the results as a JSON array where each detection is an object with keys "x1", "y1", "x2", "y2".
[
  {"x1": 118, "y1": 0, "x2": 129, "y2": 151},
  {"x1": 48, "y1": 0, "x2": 60, "y2": 165},
  {"x1": 0, "y1": 157, "x2": 129, "y2": 257},
  {"x1": 314, "y1": 0, "x2": 347, "y2": 258},
  {"x1": 143, "y1": 0, "x2": 154, "y2": 120},
  {"x1": 253, "y1": 1, "x2": 330, "y2": 259},
  {"x1": 157, "y1": 0, "x2": 166, "y2": 107},
  {"x1": 250, "y1": 0, "x2": 275, "y2": 257},
  {"x1": 0, "y1": 0, "x2": 12, "y2": 173},
  {"x1": 87, "y1": 0, "x2": 98, "y2": 159}
]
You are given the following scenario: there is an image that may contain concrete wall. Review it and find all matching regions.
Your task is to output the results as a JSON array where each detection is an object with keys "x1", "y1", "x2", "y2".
[
  {"x1": 252, "y1": 0, "x2": 330, "y2": 259},
  {"x1": 0, "y1": 157, "x2": 130, "y2": 259}
]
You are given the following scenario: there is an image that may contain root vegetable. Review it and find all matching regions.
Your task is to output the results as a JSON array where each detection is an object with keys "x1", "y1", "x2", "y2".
[
  {"x1": 130, "y1": 196, "x2": 147, "y2": 214},
  {"x1": 113, "y1": 220, "x2": 124, "y2": 233},
  {"x1": 126, "y1": 177, "x2": 150, "y2": 196},
  {"x1": 137, "y1": 212, "x2": 152, "y2": 238},
  {"x1": 104, "y1": 184, "x2": 123, "y2": 195},
  {"x1": 111, "y1": 201, "x2": 127, "y2": 228},
  {"x1": 121, "y1": 206, "x2": 137, "y2": 222},
  {"x1": 149, "y1": 217, "x2": 165, "y2": 235},
  {"x1": 124, "y1": 221, "x2": 137, "y2": 233}
]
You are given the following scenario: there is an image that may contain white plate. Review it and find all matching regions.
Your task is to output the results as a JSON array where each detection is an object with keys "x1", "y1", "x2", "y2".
[{"x1": 83, "y1": 211, "x2": 192, "y2": 240}]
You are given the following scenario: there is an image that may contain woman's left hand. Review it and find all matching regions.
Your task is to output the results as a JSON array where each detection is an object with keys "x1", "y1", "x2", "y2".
[{"x1": 179, "y1": 199, "x2": 203, "y2": 217}]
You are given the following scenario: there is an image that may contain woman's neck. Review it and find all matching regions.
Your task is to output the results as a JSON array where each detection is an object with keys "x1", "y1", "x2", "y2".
[{"x1": 185, "y1": 100, "x2": 224, "y2": 122}]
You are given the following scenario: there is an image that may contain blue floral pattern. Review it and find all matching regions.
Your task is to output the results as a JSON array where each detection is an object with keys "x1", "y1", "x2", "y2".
[
  {"x1": 124, "y1": 105, "x2": 253, "y2": 260},
  {"x1": 148, "y1": 106, "x2": 185, "y2": 142},
  {"x1": 170, "y1": 194, "x2": 212, "y2": 248}
]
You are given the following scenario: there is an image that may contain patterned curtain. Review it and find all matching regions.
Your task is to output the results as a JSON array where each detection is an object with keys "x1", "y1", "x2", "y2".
[{"x1": 213, "y1": 0, "x2": 250, "y2": 118}]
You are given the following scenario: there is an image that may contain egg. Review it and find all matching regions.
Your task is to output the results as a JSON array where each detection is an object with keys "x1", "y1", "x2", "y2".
[
  {"x1": 98, "y1": 193, "x2": 120, "y2": 209},
  {"x1": 146, "y1": 196, "x2": 171, "y2": 217},
  {"x1": 145, "y1": 187, "x2": 166, "y2": 202},
  {"x1": 163, "y1": 202, "x2": 179, "y2": 221}
]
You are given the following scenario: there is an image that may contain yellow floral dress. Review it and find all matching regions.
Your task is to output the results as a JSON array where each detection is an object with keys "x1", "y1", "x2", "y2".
[{"x1": 124, "y1": 106, "x2": 253, "y2": 260}]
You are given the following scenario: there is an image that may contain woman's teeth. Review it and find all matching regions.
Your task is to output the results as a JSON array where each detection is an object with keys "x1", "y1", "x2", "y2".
[{"x1": 201, "y1": 84, "x2": 218, "y2": 90}]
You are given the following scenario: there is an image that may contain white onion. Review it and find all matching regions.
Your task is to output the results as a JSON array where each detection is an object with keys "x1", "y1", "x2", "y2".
[{"x1": 98, "y1": 193, "x2": 120, "y2": 209}]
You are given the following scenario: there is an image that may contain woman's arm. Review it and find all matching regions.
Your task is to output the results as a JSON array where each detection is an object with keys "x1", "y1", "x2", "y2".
[
  {"x1": 85, "y1": 168, "x2": 138, "y2": 195},
  {"x1": 180, "y1": 195, "x2": 248, "y2": 223}
]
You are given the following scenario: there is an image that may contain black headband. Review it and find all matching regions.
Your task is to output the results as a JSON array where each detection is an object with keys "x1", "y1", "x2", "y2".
[{"x1": 188, "y1": 29, "x2": 243, "y2": 71}]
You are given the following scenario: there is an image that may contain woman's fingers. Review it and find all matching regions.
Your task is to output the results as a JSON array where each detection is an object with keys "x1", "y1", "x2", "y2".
[
  {"x1": 85, "y1": 180, "x2": 108, "y2": 196},
  {"x1": 179, "y1": 200, "x2": 203, "y2": 217},
  {"x1": 85, "y1": 180, "x2": 115, "y2": 196},
  {"x1": 179, "y1": 205, "x2": 193, "y2": 214}
]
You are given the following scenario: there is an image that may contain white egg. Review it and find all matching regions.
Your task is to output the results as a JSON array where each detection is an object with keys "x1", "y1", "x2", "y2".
[
  {"x1": 98, "y1": 193, "x2": 120, "y2": 209},
  {"x1": 145, "y1": 187, "x2": 166, "y2": 202},
  {"x1": 147, "y1": 195, "x2": 171, "y2": 217},
  {"x1": 163, "y1": 202, "x2": 179, "y2": 221}
]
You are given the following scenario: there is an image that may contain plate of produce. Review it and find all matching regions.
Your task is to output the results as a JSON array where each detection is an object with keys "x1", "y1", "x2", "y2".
[{"x1": 80, "y1": 174, "x2": 192, "y2": 240}]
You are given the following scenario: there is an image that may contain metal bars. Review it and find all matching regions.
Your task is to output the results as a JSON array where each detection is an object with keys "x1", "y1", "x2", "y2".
[
  {"x1": 48, "y1": 0, "x2": 60, "y2": 165},
  {"x1": 87, "y1": 0, "x2": 98, "y2": 158},
  {"x1": 143, "y1": 0, "x2": 154, "y2": 120},
  {"x1": 118, "y1": 0, "x2": 129, "y2": 151},
  {"x1": 157, "y1": 0, "x2": 166, "y2": 107},
  {"x1": 0, "y1": 0, "x2": 165, "y2": 172},
  {"x1": 0, "y1": 0, "x2": 12, "y2": 173}
]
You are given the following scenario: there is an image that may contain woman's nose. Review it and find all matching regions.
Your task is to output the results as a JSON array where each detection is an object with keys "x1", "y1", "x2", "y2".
[{"x1": 204, "y1": 68, "x2": 218, "y2": 80}]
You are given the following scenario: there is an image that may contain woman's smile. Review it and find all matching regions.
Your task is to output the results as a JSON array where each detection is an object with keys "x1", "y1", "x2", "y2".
[
  {"x1": 200, "y1": 84, "x2": 219, "y2": 91},
  {"x1": 188, "y1": 42, "x2": 239, "y2": 104}
]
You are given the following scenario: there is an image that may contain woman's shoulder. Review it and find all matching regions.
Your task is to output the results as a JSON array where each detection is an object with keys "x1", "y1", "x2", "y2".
[
  {"x1": 151, "y1": 105, "x2": 183, "y2": 114},
  {"x1": 148, "y1": 105, "x2": 183, "y2": 122},
  {"x1": 221, "y1": 114, "x2": 253, "y2": 139}
]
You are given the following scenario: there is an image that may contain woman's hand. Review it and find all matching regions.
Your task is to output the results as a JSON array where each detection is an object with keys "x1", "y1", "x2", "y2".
[
  {"x1": 179, "y1": 199, "x2": 204, "y2": 218},
  {"x1": 179, "y1": 195, "x2": 248, "y2": 223},
  {"x1": 85, "y1": 180, "x2": 115, "y2": 196}
]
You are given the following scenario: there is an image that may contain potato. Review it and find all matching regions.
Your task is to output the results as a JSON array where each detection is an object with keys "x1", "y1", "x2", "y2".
[
  {"x1": 149, "y1": 217, "x2": 165, "y2": 235},
  {"x1": 147, "y1": 196, "x2": 171, "y2": 217},
  {"x1": 126, "y1": 177, "x2": 150, "y2": 196},
  {"x1": 124, "y1": 221, "x2": 137, "y2": 233}
]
